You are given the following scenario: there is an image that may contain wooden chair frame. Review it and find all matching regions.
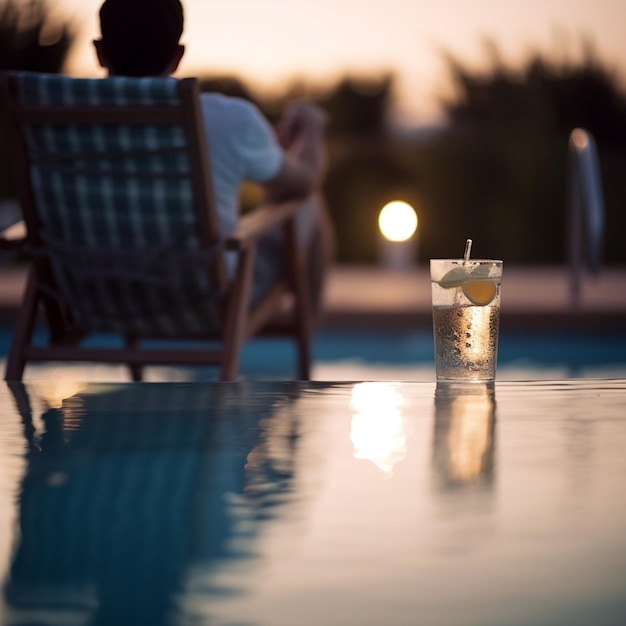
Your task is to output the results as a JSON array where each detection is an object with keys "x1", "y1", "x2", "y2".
[{"x1": 0, "y1": 74, "x2": 312, "y2": 381}]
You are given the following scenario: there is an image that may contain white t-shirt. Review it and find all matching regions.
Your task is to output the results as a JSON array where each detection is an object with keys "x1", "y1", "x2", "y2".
[{"x1": 199, "y1": 93, "x2": 283, "y2": 237}]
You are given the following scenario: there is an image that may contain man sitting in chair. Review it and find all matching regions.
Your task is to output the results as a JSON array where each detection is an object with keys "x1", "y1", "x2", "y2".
[{"x1": 93, "y1": 0, "x2": 332, "y2": 320}]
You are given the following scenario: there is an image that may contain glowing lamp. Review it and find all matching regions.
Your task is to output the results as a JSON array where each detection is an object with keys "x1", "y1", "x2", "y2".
[
  {"x1": 378, "y1": 201, "x2": 418, "y2": 242},
  {"x1": 377, "y1": 200, "x2": 418, "y2": 271}
]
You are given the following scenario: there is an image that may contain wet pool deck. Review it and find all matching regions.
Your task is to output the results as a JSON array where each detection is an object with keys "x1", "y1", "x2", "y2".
[
  {"x1": 324, "y1": 264, "x2": 626, "y2": 330},
  {"x1": 1, "y1": 263, "x2": 626, "y2": 331}
]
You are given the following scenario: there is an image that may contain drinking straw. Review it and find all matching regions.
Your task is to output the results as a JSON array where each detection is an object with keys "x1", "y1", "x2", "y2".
[{"x1": 464, "y1": 238, "x2": 472, "y2": 263}]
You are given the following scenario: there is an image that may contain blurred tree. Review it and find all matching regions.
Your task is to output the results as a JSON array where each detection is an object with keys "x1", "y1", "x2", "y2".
[
  {"x1": 0, "y1": 0, "x2": 73, "y2": 74},
  {"x1": 323, "y1": 139, "x2": 420, "y2": 263},
  {"x1": 318, "y1": 75, "x2": 417, "y2": 263},
  {"x1": 320, "y1": 75, "x2": 392, "y2": 135},
  {"x1": 419, "y1": 40, "x2": 626, "y2": 264},
  {"x1": 0, "y1": 0, "x2": 74, "y2": 199},
  {"x1": 443, "y1": 39, "x2": 626, "y2": 144}
]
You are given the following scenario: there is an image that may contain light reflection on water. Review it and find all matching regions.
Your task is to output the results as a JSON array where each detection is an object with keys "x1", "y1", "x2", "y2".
[
  {"x1": 0, "y1": 380, "x2": 625, "y2": 625},
  {"x1": 350, "y1": 382, "x2": 410, "y2": 475}
]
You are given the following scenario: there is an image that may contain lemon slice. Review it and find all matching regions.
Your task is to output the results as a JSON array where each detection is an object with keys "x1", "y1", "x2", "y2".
[
  {"x1": 467, "y1": 264, "x2": 492, "y2": 279},
  {"x1": 438, "y1": 267, "x2": 467, "y2": 288},
  {"x1": 462, "y1": 280, "x2": 497, "y2": 305}
]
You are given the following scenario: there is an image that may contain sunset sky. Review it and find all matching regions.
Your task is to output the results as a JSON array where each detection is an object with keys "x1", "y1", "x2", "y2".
[{"x1": 47, "y1": 0, "x2": 626, "y2": 126}]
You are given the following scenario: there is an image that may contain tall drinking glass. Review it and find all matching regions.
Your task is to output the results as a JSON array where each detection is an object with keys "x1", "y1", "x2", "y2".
[{"x1": 430, "y1": 259, "x2": 503, "y2": 383}]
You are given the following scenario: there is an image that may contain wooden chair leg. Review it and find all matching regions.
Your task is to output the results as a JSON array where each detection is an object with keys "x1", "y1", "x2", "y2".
[
  {"x1": 5, "y1": 268, "x2": 39, "y2": 381},
  {"x1": 7, "y1": 381, "x2": 39, "y2": 454},
  {"x1": 295, "y1": 309, "x2": 312, "y2": 380},
  {"x1": 292, "y1": 255, "x2": 313, "y2": 380},
  {"x1": 286, "y1": 220, "x2": 312, "y2": 380},
  {"x1": 220, "y1": 246, "x2": 256, "y2": 381},
  {"x1": 125, "y1": 335, "x2": 143, "y2": 382},
  {"x1": 126, "y1": 364, "x2": 143, "y2": 381}
]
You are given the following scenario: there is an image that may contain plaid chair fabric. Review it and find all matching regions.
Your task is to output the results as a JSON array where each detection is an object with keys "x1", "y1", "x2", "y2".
[
  {"x1": 18, "y1": 73, "x2": 221, "y2": 336},
  {"x1": 1, "y1": 72, "x2": 313, "y2": 381}
]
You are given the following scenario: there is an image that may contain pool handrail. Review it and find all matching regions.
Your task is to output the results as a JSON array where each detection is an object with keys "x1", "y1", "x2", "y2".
[{"x1": 567, "y1": 128, "x2": 605, "y2": 309}]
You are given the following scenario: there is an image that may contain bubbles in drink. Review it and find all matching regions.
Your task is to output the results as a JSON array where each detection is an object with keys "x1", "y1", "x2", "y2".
[{"x1": 433, "y1": 299, "x2": 500, "y2": 382}]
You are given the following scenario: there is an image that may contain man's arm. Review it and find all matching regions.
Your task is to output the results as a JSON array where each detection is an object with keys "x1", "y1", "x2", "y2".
[{"x1": 262, "y1": 101, "x2": 327, "y2": 202}]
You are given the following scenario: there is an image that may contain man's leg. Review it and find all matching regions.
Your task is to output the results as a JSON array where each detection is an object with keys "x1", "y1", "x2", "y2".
[
  {"x1": 250, "y1": 194, "x2": 334, "y2": 325},
  {"x1": 303, "y1": 194, "x2": 334, "y2": 325}
]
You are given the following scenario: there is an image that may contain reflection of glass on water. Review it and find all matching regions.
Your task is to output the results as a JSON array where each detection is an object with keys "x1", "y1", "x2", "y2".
[
  {"x1": 433, "y1": 382, "x2": 496, "y2": 487},
  {"x1": 431, "y1": 259, "x2": 502, "y2": 383}
]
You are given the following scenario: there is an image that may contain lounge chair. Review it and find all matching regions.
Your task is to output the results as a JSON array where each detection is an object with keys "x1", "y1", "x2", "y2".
[{"x1": 0, "y1": 72, "x2": 313, "y2": 381}]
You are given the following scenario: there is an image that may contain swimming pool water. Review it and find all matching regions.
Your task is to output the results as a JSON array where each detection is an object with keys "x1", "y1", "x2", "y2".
[
  {"x1": 300, "y1": 329, "x2": 626, "y2": 381},
  {"x1": 1, "y1": 324, "x2": 625, "y2": 382},
  {"x1": 2, "y1": 380, "x2": 626, "y2": 625}
]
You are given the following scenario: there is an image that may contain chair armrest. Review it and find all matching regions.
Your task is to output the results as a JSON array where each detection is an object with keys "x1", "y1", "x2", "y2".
[
  {"x1": 225, "y1": 198, "x2": 306, "y2": 251},
  {"x1": 0, "y1": 219, "x2": 26, "y2": 250}
]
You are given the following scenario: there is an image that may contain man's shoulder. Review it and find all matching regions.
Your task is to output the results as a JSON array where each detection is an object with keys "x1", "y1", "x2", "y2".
[{"x1": 199, "y1": 92, "x2": 262, "y2": 122}]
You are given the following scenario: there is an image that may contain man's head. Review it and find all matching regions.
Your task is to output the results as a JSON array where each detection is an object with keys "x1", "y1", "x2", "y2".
[{"x1": 95, "y1": 0, "x2": 185, "y2": 76}]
